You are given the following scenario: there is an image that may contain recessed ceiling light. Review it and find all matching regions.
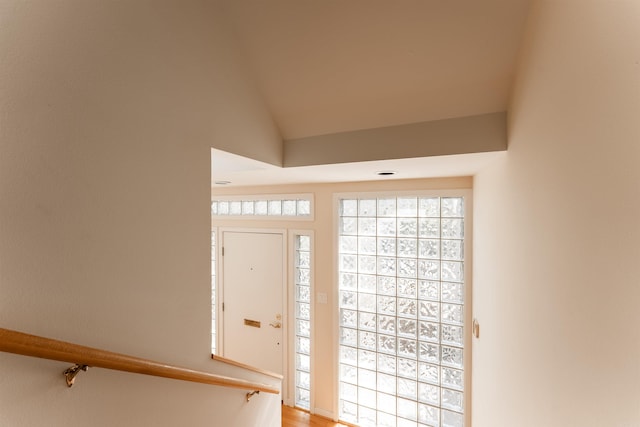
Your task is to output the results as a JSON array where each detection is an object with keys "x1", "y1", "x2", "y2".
[
  {"x1": 214, "y1": 180, "x2": 232, "y2": 185},
  {"x1": 376, "y1": 171, "x2": 396, "y2": 176}
]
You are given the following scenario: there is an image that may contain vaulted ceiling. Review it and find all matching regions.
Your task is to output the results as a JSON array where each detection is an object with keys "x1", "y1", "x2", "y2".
[
  {"x1": 213, "y1": 0, "x2": 532, "y2": 185},
  {"x1": 219, "y1": 0, "x2": 531, "y2": 140}
]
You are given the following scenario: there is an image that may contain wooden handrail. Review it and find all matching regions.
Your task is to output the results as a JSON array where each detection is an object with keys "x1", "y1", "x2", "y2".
[
  {"x1": 0, "y1": 327, "x2": 279, "y2": 395},
  {"x1": 211, "y1": 354, "x2": 284, "y2": 380}
]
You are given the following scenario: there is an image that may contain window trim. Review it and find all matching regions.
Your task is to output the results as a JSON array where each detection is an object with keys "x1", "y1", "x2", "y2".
[
  {"x1": 288, "y1": 230, "x2": 315, "y2": 410},
  {"x1": 332, "y1": 189, "x2": 473, "y2": 426},
  {"x1": 212, "y1": 193, "x2": 314, "y2": 221}
]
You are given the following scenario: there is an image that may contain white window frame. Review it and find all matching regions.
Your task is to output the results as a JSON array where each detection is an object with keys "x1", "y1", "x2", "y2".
[
  {"x1": 212, "y1": 193, "x2": 314, "y2": 221},
  {"x1": 332, "y1": 189, "x2": 473, "y2": 426},
  {"x1": 288, "y1": 230, "x2": 315, "y2": 410}
]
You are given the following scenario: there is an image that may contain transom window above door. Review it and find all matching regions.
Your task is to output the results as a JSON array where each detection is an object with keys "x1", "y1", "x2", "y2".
[{"x1": 211, "y1": 194, "x2": 313, "y2": 220}]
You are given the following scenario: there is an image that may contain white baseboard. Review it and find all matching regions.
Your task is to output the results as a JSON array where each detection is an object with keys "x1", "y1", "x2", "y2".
[{"x1": 313, "y1": 408, "x2": 336, "y2": 421}]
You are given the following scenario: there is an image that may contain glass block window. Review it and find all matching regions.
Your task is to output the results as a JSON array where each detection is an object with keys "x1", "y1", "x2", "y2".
[
  {"x1": 338, "y1": 196, "x2": 466, "y2": 427},
  {"x1": 294, "y1": 234, "x2": 312, "y2": 409},
  {"x1": 211, "y1": 229, "x2": 217, "y2": 355},
  {"x1": 211, "y1": 194, "x2": 313, "y2": 220}
]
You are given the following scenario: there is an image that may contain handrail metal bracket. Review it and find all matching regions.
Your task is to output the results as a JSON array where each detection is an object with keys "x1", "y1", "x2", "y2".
[
  {"x1": 246, "y1": 390, "x2": 259, "y2": 402},
  {"x1": 63, "y1": 364, "x2": 89, "y2": 387},
  {"x1": 0, "y1": 327, "x2": 279, "y2": 394}
]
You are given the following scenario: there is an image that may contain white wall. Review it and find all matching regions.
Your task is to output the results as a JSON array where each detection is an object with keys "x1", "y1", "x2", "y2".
[
  {"x1": 212, "y1": 176, "x2": 472, "y2": 417},
  {"x1": 473, "y1": 1, "x2": 640, "y2": 426},
  {"x1": 0, "y1": 1, "x2": 281, "y2": 425}
]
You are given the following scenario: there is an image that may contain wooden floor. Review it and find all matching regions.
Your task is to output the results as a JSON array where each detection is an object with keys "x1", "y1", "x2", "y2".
[{"x1": 282, "y1": 405, "x2": 350, "y2": 427}]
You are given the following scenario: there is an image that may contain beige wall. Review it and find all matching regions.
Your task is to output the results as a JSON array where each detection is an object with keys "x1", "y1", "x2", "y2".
[
  {"x1": 473, "y1": 1, "x2": 640, "y2": 426},
  {"x1": 5, "y1": 0, "x2": 639, "y2": 425},
  {"x1": 284, "y1": 113, "x2": 507, "y2": 167},
  {"x1": 212, "y1": 176, "x2": 472, "y2": 415},
  {"x1": 0, "y1": 2, "x2": 281, "y2": 425}
]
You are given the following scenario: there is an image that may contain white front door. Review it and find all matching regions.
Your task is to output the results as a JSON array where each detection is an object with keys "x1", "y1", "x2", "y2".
[{"x1": 221, "y1": 231, "x2": 285, "y2": 376}]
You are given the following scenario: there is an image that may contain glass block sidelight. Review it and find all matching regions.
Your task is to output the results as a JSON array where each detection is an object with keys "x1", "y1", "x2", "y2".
[
  {"x1": 338, "y1": 196, "x2": 466, "y2": 427},
  {"x1": 211, "y1": 230, "x2": 217, "y2": 355},
  {"x1": 295, "y1": 234, "x2": 312, "y2": 410}
]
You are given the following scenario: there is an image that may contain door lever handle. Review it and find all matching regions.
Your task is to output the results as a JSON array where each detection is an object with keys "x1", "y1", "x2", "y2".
[{"x1": 269, "y1": 321, "x2": 282, "y2": 329}]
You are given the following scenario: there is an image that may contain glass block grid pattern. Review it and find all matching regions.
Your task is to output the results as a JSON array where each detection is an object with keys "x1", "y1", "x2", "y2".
[
  {"x1": 211, "y1": 230, "x2": 217, "y2": 355},
  {"x1": 295, "y1": 234, "x2": 312, "y2": 410},
  {"x1": 211, "y1": 196, "x2": 312, "y2": 218},
  {"x1": 338, "y1": 197, "x2": 465, "y2": 427}
]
